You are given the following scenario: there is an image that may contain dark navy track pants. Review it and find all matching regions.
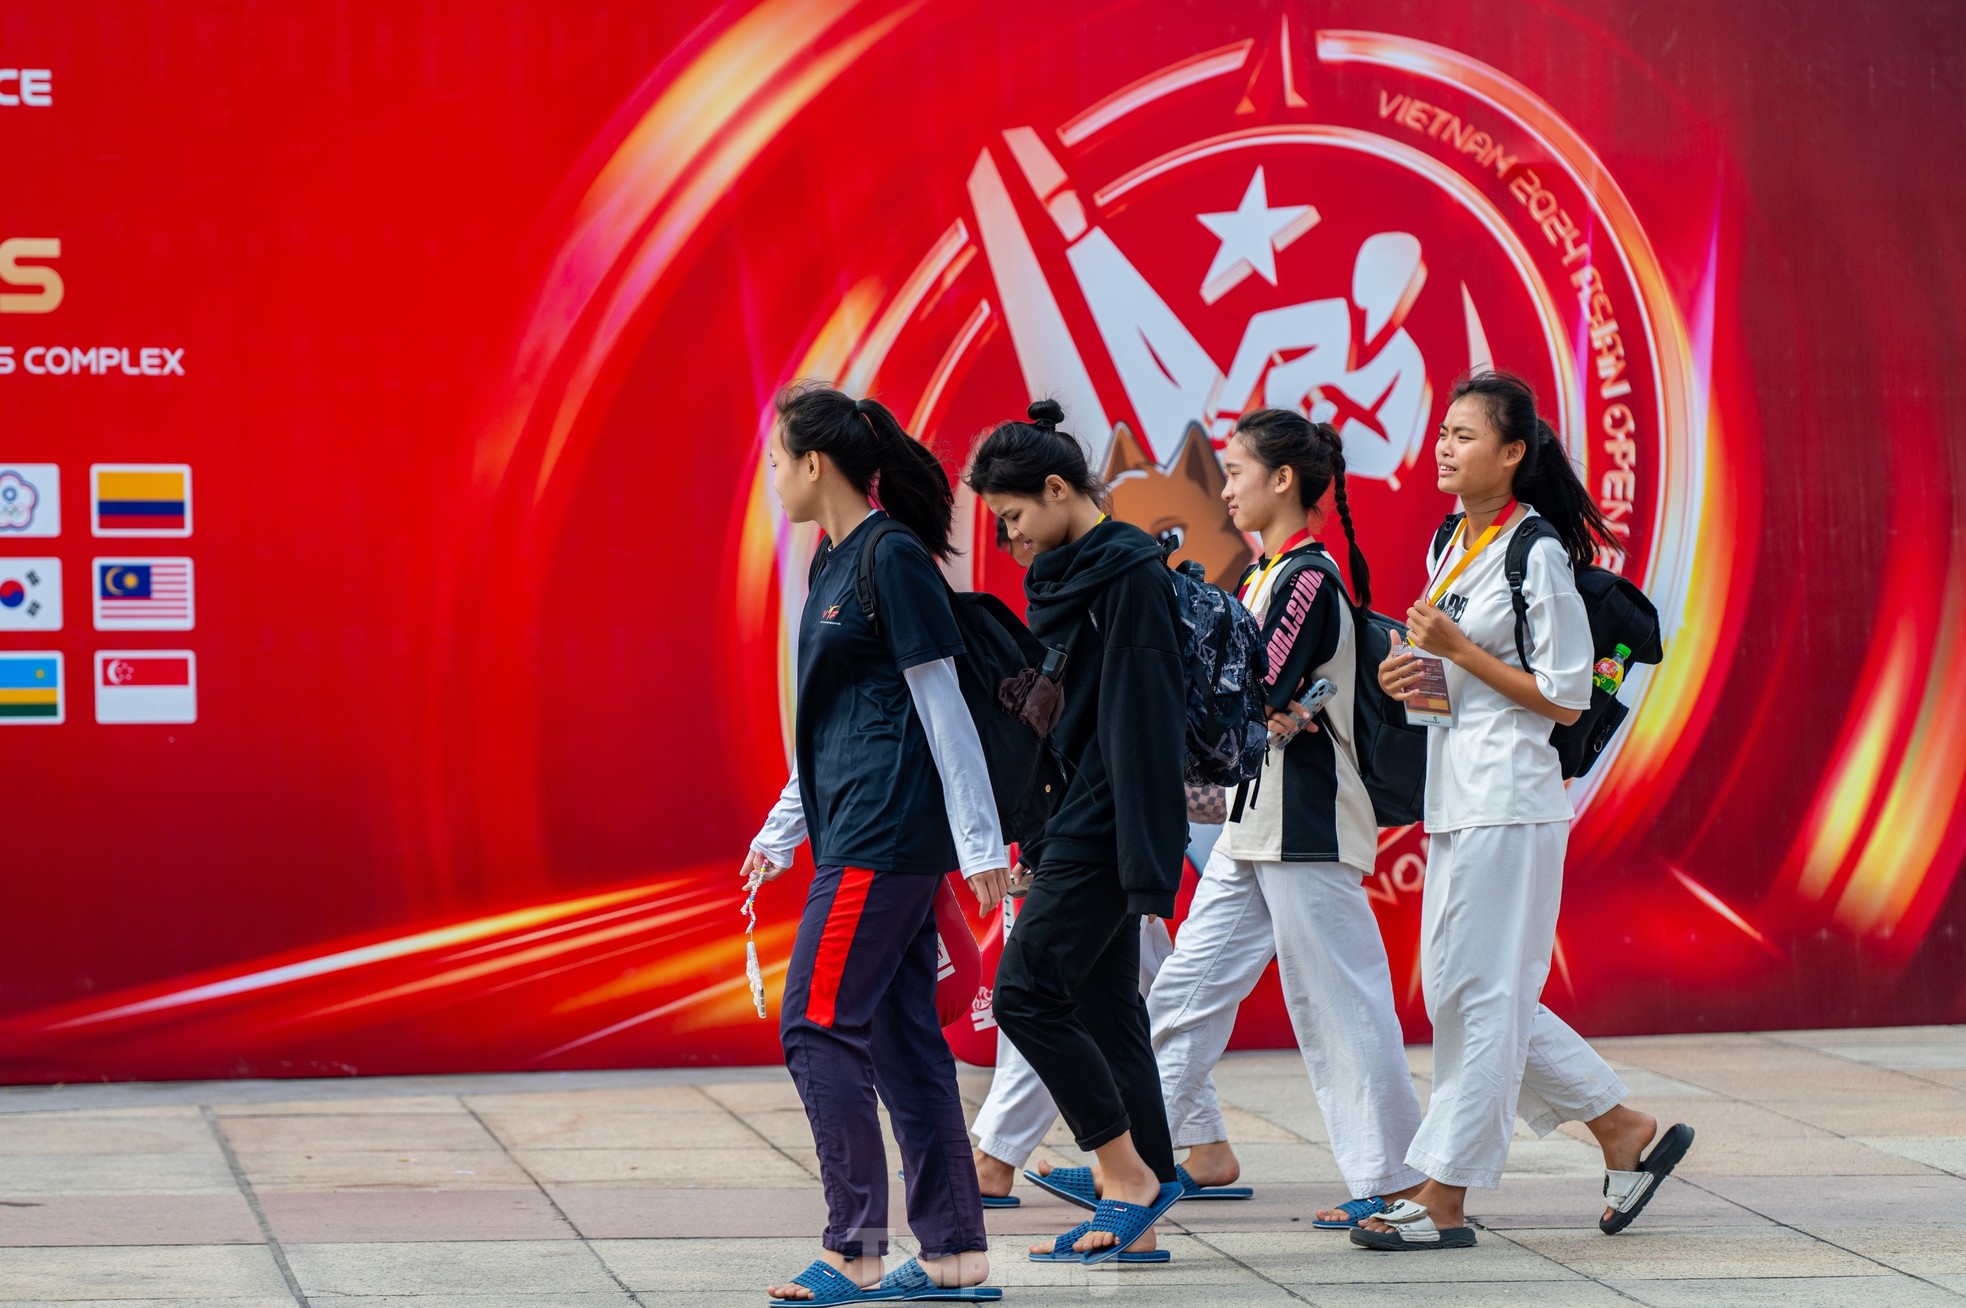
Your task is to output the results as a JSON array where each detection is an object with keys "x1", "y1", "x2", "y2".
[{"x1": 780, "y1": 865, "x2": 987, "y2": 1260}]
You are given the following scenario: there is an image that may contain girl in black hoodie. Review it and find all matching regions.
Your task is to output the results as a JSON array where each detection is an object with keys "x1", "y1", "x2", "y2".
[{"x1": 966, "y1": 401, "x2": 1188, "y2": 1263}]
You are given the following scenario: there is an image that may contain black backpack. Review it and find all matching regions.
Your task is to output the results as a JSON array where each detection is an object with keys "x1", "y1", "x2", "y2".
[
  {"x1": 1430, "y1": 513, "x2": 1664, "y2": 779},
  {"x1": 1287, "y1": 552, "x2": 1428, "y2": 827},
  {"x1": 817, "y1": 519, "x2": 1064, "y2": 848},
  {"x1": 1164, "y1": 552, "x2": 1270, "y2": 789}
]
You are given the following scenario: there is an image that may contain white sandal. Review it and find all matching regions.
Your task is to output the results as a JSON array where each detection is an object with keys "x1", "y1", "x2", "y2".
[
  {"x1": 1347, "y1": 1198, "x2": 1477, "y2": 1251},
  {"x1": 1601, "y1": 1122, "x2": 1695, "y2": 1234}
]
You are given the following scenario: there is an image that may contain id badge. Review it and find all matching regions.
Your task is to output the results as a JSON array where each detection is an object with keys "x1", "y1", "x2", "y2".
[{"x1": 1401, "y1": 642, "x2": 1455, "y2": 727}]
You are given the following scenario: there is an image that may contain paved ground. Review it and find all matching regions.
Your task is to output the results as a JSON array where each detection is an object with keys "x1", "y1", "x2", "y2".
[{"x1": 0, "y1": 1026, "x2": 1962, "y2": 1306}]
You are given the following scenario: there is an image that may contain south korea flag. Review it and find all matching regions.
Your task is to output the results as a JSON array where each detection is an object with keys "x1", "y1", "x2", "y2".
[{"x1": 0, "y1": 559, "x2": 62, "y2": 631}]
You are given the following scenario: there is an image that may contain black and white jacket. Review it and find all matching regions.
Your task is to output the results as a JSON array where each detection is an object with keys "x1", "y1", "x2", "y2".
[{"x1": 1221, "y1": 542, "x2": 1377, "y2": 873}]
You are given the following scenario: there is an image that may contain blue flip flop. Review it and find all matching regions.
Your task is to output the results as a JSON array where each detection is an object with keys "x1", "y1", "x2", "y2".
[
  {"x1": 877, "y1": 1258, "x2": 1003, "y2": 1301},
  {"x1": 1313, "y1": 1195, "x2": 1389, "y2": 1229},
  {"x1": 1027, "y1": 1221, "x2": 1173, "y2": 1264},
  {"x1": 898, "y1": 1170, "x2": 1020, "y2": 1209},
  {"x1": 1028, "y1": 1220, "x2": 1094, "y2": 1263},
  {"x1": 1023, "y1": 1164, "x2": 1098, "y2": 1211},
  {"x1": 1176, "y1": 1163, "x2": 1253, "y2": 1201},
  {"x1": 768, "y1": 1259, "x2": 900, "y2": 1305},
  {"x1": 1078, "y1": 1181, "x2": 1185, "y2": 1267}
]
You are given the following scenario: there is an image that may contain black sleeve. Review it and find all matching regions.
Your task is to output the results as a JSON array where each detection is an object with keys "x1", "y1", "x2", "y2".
[
  {"x1": 1093, "y1": 565, "x2": 1188, "y2": 918},
  {"x1": 1258, "y1": 562, "x2": 1342, "y2": 713},
  {"x1": 871, "y1": 533, "x2": 966, "y2": 671}
]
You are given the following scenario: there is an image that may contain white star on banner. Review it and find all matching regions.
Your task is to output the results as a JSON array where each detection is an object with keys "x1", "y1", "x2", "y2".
[{"x1": 1197, "y1": 167, "x2": 1319, "y2": 304}]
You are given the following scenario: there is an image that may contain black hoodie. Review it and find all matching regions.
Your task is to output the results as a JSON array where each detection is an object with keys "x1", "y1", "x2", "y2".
[{"x1": 1023, "y1": 519, "x2": 1188, "y2": 917}]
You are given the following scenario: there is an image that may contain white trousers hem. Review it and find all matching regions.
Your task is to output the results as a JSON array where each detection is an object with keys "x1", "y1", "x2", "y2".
[
  {"x1": 974, "y1": 1132, "x2": 1036, "y2": 1169},
  {"x1": 1404, "y1": 1147, "x2": 1504, "y2": 1191},
  {"x1": 1519, "y1": 1082, "x2": 1628, "y2": 1138}
]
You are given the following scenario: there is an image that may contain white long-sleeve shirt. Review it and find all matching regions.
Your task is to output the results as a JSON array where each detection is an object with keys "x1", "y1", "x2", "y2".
[{"x1": 751, "y1": 655, "x2": 1006, "y2": 878}]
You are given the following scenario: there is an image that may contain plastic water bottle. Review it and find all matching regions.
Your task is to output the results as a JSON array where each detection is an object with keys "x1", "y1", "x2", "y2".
[{"x1": 1592, "y1": 643, "x2": 1633, "y2": 695}]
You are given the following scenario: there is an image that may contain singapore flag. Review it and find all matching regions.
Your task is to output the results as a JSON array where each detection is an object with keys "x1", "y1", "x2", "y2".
[{"x1": 95, "y1": 650, "x2": 197, "y2": 724}]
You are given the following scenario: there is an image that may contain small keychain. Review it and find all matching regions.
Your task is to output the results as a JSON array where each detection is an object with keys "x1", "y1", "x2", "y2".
[{"x1": 742, "y1": 869, "x2": 768, "y2": 1019}]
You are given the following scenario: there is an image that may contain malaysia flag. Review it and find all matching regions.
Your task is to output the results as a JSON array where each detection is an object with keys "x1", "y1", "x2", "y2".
[
  {"x1": 95, "y1": 651, "x2": 196, "y2": 724},
  {"x1": 94, "y1": 558, "x2": 194, "y2": 631}
]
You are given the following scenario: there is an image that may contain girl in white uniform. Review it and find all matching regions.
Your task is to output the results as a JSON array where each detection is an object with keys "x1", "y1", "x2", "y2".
[
  {"x1": 1362, "y1": 371, "x2": 1692, "y2": 1251},
  {"x1": 1147, "y1": 410, "x2": 1430, "y2": 1223}
]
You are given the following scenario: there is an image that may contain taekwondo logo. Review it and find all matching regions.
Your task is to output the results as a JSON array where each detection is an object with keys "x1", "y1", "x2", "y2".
[
  {"x1": 821, "y1": 20, "x2": 1701, "y2": 807},
  {"x1": 927, "y1": 23, "x2": 1690, "y2": 607}
]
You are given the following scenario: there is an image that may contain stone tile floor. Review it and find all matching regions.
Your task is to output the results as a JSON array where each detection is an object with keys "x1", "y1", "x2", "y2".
[{"x1": 0, "y1": 1026, "x2": 1962, "y2": 1306}]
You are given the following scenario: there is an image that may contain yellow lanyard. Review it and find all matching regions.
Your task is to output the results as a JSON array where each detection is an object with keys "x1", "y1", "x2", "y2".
[
  {"x1": 1426, "y1": 501, "x2": 1516, "y2": 607},
  {"x1": 1239, "y1": 528, "x2": 1312, "y2": 605}
]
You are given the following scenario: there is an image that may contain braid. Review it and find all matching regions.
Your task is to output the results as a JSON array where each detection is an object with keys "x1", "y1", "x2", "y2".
[{"x1": 1317, "y1": 424, "x2": 1372, "y2": 610}]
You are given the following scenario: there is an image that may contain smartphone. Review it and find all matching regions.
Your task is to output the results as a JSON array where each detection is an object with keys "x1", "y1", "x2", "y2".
[
  {"x1": 1270, "y1": 677, "x2": 1336, "y2": 747},
  {"x1": 1298, "y1": 677, "x2": 1337, "y2": 717}
]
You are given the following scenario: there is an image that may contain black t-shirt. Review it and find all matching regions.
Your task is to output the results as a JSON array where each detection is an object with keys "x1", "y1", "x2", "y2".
[{"x1": 796, "y1": 512, "x2": 966, "y2": 876}]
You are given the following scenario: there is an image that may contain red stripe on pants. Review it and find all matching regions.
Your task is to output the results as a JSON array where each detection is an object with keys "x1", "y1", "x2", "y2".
[{"x1": 805, "y1": 867, "x2": 877, "y2": 1027}]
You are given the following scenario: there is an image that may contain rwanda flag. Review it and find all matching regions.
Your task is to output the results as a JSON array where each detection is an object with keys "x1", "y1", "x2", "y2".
[{"x1": 0, "y1": 654, "x2": 60, "y2": 719}]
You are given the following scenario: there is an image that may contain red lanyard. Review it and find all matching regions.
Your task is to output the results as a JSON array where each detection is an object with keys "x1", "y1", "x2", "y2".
[{"x1": 1240, "y1": 528, "x2": 1313, "y2": 603}]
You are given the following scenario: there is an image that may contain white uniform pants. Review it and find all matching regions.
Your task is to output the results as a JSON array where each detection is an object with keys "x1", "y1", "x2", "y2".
[
  {"x1": 971, "y1": 917, "x2": 1196, "y2": 1166},
  {"x1": 1147, "y1": 849, "x2": 1429, "y2": 1198},
  {"x1": 1405, "y1": 821, "x2": 1629, "y2": 1190}
]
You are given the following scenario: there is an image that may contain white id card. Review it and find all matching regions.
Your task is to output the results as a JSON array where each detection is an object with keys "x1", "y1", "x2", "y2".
[{"x1": 1401, "y1": 642, "x2": 1454, "y2": 726}]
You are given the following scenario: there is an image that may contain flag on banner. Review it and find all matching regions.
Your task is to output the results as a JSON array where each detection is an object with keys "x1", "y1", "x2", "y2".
[
  {"x1": 95, "y1": 650, "x2": 196, "y2": 724},
  {"x1": 0, "y1": 465, "x2": 60, "y2": 537},
  {"x1": 91, "y1": 464, "x2": 192, "y2": 537},
  {"x1": 0, "y1": 558, "x2": 62, "y2": 631},
  {"x1": 0, "y1": 652, "x2": 64, "y2": 723},
  {"x1": 93, "y1": 557, "x2": 194, "y2": 631}
]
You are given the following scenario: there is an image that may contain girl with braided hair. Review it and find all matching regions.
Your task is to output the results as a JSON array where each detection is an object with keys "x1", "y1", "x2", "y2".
[{"x1": 1140, "y1": 407, "x2": 1432, "y2": 1229}]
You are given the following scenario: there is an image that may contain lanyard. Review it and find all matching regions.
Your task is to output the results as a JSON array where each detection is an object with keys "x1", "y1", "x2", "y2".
[
  {"x1": 742, "y1": 872, "x2": 767, "y2": 1019},
  {"x1": 1240, "y1": 528, "x2": 1313, "y2": 604},
  {"x1": 1426, "y1": 501, "x2": 1516, "y2": 607}
]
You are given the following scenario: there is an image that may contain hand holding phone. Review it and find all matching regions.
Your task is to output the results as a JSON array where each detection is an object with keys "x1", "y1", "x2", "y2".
[{"x1": 1269, "y1": 677, "x2": 1336, "y2": 746}]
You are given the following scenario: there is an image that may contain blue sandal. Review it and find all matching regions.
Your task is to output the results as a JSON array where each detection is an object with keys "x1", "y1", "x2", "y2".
[
  {"x1": 767, "y1": 1259, "x2": 899, "y2": 1305},
  {"x1": 1313, "y1": 1195, "x2": 1389, "y2": 1229},
  {"x1": 1023, "y1": 1164, "x2": 1098, "y2": 1211},
  {"x1": 1176, "y1": 1163, "x2": 1253, "y2": 1201},
  {"x1": 1078, "y1": 1181, "x2": 1185, "y2": 1267},
  {"x1": 877, "y1": 1258, "x2": 1003, "y2": 1301},
  {"x1": 1027, "y1": 1220, "x2": 1172, "y2": 1264}
]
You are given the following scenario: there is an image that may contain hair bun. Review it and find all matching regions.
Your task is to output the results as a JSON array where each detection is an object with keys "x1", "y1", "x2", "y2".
[{"x1": 1027, "y1": 398, "x2": 1065, "y2": 430}]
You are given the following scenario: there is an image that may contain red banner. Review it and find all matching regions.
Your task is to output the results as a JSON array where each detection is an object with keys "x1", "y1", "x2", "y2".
[{"x1": 2, "y1": 1, "x2": 1963, "y2": 1081}]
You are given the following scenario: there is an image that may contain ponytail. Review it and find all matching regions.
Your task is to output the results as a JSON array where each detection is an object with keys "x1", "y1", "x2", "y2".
[
  {"x1": 1230, "y1": 408, "x2": 1372, "y2": 609},
  {"x1": 964, "y1": 398, "x2": 1106, "y2": 501},
  {"x1": 1517, "y1": 417, "x2": 1615, "y2": 565},
  {"x1": 775, "y1": 380, "x2": 956, "y2": 558},
  {"x1": 1446, "y1": 371, "x2": 1613, "y2": 565}
]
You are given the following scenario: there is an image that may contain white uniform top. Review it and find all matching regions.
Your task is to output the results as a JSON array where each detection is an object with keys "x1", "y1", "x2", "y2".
[{"x1": 1422, "y1": 507, "x2": 1594, "y2": 833}]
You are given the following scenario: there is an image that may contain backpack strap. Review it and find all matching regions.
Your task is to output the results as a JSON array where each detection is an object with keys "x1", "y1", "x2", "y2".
[
  {"x1": 1503, "y1": 516, "x2": 1563, "y2": 671},
  {"x1": 849, "y1": 517, "x2": 913, "y2": 636},
  {"x1": 1431, "y1": 513, "x2": 1464, "y2": 565}
]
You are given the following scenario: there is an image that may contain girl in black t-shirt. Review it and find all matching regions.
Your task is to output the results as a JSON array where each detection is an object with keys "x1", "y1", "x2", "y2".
[
  {"x1": 966, "y1": 400, "x2": 1188, "y2": 1265},
  {"x1": 745, "y1": 382, "x2": 1010, "y2": 1304}
]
